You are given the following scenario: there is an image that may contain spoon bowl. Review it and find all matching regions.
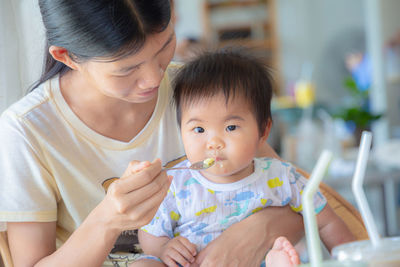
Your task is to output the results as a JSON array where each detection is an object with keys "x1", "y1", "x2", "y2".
[{"x1": 163, "y1": 158, "x2": 215, "y2": 171}]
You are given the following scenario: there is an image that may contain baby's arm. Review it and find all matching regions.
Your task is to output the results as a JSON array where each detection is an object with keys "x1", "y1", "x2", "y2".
[
  {"x1": 139, "y1": 230, "x2": 197, "y2": 266},
  {"x1": 316, "y1": 204, "x2": 356, "y2": 252}
]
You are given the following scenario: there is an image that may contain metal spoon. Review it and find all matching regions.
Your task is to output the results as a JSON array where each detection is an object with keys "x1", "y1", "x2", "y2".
[
  {"x1": 163, "y1": 158, "x2": 215, "y2": 171},
  {"x1": 102, "y1": 158, "x2": 216, "y2": 192}
]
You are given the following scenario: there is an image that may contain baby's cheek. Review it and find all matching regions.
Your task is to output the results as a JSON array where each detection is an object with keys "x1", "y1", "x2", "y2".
[{"x1": 235, "y1": 144, "x2": 258, "y2": 162}]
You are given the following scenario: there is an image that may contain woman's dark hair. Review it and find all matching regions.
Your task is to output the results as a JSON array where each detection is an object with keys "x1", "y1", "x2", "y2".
[
  {"x1": 32, "y1": 0, "x2": 171, "y2": 90},
  {"x1": 173, "y1": 47, "x2": 274, "y2": 136}
]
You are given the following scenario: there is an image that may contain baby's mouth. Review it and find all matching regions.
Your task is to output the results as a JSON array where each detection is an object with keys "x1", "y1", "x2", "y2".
[{"x1": 215, "y1": 156, "x2": 224, "y2": 162}]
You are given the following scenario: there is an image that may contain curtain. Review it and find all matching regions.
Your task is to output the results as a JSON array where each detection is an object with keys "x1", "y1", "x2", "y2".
[{"x1": 0, "y1": 0, "x2": 45, "y2": 113}]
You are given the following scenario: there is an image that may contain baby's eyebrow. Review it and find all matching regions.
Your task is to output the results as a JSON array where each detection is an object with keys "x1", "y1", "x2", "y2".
[
  {"x1": 225, "y1": 115, "x2": 245, "y2": 122},
  {"x1": 185, "y1": 118, "x2": 202, "y2": 125}
]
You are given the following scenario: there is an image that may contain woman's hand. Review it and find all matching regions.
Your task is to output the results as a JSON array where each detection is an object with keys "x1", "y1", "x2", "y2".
[
  {"x1": 195, "y1": 206, "x2": 304, "y2": 267},
  {"x1": 97, "y1": 159, "x2": 172, "y2": 236}
]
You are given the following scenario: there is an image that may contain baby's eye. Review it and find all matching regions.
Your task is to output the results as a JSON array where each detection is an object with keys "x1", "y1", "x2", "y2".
[
  {"x1": 194, "y1": 127, "x2": 205, "y2": 133},
  {"x1": 226, "y1": 125, "x2": 237, "y2": 132}
]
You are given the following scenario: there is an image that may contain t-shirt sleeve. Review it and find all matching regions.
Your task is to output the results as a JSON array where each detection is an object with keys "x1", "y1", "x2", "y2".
[
  {"x1": 0, "y1": 112, "x2": 58, "y2": 222},
  {"x1": 141, "y1": 183, "x2": 180, "y2": 239},
  {"x1": 287, "y1": 165, "x2": 327, "y2": 215}
]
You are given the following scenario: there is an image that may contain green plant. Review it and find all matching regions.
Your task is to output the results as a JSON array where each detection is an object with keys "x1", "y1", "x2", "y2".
[{"x1": 334, "y1": 76, "x2": 382, "y2": 129}]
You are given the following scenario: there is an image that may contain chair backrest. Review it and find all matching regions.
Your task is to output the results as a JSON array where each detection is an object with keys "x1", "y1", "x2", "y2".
[
  {"x1": 0, "y1": 231, "x2": 13, "y2": 267},
  {"x1": 296, "y1": 168, "x2": 369, "y2": 241}
]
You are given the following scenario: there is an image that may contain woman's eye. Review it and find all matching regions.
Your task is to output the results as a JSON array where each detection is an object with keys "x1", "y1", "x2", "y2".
[
  {"x1": 114, "y1": 67, "x2": 140, "y2": 77},
  {"x1": 194, "y1": 127, "x2": 205, "y2": 133},
  {"x1": 114, "y1": 72, "x2": 131, "y2": 78},
  {"x1": 226, "y1": 125, "x2": 237, "y2": 132}
]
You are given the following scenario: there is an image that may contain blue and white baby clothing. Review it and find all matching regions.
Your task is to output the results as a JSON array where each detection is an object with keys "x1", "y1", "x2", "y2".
[{"x1": 141, "y1": 157, "x2": 327, "y2": 252}]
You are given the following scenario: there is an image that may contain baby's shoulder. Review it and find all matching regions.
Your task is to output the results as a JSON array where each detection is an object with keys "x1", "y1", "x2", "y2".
[{"x1": 255, "y1": 157, "x2": 295, "y2": 171}]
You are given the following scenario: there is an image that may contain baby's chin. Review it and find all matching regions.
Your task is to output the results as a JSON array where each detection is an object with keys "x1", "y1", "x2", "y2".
[{"x1": 201, "y1": 165, "x2": 251, "y2": 183}]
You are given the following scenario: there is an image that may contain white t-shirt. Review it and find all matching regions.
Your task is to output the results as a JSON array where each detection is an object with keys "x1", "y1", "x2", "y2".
[
  {"x1": 142, "y1": 158, "x2": 327, "y2": 251},
  {"x1": 0, "y1": 63, "x2": 185, "y2": 243}
]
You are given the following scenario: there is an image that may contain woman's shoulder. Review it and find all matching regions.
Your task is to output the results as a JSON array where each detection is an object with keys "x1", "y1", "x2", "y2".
[
  {"x1": 1, "y1": 80, "x2": 51, "y2": 122},
  {"x1": 167, "y1": 61, "x2": 184, "y2": 70},
  {"x1": 0, "y1": 78, "x2": 58, "y2": 144}
]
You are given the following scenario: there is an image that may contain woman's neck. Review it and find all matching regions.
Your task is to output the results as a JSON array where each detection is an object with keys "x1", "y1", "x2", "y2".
[{"x1": 59, "y1": 71, "x2": 158, "y2": 142}]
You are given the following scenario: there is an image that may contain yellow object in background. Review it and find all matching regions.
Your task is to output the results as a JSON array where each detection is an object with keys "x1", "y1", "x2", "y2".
[{"x1": 295, "y1": 80, "x2": 315, "y2": 108}]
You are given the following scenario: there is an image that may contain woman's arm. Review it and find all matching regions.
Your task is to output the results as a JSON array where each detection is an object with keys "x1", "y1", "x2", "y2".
[
  {"x1": 8, "y1": 218, "x2": 118, "y2": 267},
  {"x1": 7, "y1": 222, "x2": 57, "y2": 267},
  {"x1": 195, "y1": 205, "x2": 304, "y2": 267},
  {"x1": 7, "y1": 160, "x2": 171, "y2": 266}
]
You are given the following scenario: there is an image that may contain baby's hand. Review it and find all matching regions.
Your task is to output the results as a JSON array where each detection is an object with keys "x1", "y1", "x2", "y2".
[{"x1": 160, "y1": 236, "x2": 197, "y2": 267}]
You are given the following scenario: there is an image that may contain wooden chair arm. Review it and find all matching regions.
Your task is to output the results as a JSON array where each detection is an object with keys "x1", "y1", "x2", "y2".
[{"x1": 0, "y1": 231, "x2": 13, "y2": 267}]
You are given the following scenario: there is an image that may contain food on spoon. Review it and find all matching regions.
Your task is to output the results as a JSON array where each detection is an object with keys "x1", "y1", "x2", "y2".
[{"x1": 203, "y1": 157, "x2": 215, "y2": 167}]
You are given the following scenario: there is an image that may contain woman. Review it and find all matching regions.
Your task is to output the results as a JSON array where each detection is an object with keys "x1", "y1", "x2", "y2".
[{"x1": 0, "y1": 1, "x2": 304, "y2": 266}]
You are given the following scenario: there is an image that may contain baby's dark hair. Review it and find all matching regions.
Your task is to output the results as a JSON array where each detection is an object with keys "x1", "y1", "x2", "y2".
[{"x1": 173, "y1": 47, "x2": 274, "y2": 136}]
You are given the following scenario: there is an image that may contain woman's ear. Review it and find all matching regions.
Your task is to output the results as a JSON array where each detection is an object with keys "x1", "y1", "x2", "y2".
[{"x1": 48, "y1": 46, "x2": 79, "y2": 70}]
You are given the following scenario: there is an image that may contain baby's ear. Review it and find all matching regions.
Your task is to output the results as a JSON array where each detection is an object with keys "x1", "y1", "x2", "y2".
[{"x1": 260, "y1": 120, "x2": 272, "y2": 142}]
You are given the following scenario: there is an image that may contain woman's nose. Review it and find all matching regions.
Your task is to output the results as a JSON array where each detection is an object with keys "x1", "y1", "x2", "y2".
[
  {"x1": 207, "y1": 136, "x2": 225, "y2": 150},
  {"x1": 137, "y1": 62, "x2": 164, "y2": 89}
]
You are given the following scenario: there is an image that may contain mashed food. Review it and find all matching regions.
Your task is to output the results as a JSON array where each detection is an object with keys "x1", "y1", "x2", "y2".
[{"x1": 203, "y1": 157, "x2": 215, "y2": 167}]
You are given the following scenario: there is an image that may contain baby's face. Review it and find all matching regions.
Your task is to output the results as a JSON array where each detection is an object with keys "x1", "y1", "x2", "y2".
[{"x1": 180, "y1": 93, "x2": 268, "y2": 183}]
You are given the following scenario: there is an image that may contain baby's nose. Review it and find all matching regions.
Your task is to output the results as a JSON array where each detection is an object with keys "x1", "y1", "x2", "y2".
[{"x1": 207, "y1": 136, "x2": 224, "y2": 150}]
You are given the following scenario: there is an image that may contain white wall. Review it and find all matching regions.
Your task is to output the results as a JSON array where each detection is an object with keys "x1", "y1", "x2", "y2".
[
  {"x1": 276, "y1": 0, "x2": 365, "y2": 104},
  {"x1": 174, "y1": 0, "x2": 204, "y2": 42},
  {"x1": 0, "y1": 0, "x2": 45, "y2": 113}
]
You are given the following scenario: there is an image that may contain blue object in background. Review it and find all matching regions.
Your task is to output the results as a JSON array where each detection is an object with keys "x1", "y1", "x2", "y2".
[{"x1": 351, "y1": 54, "x2": 372, "y2": 92}]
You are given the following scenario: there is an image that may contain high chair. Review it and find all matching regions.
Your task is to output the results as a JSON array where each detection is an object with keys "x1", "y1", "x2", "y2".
[{"x1": 0, "y1": 159, "x2": 369, "y2": 267}]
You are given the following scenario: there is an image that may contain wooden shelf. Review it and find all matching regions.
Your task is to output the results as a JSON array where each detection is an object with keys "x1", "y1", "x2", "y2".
[{"x1": 202, "y1": 0, "x2": 282, "y2": 94}]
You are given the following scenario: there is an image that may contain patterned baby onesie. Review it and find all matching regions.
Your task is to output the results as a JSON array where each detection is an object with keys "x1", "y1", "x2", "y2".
[{"x1": 141, "y1": 157, "x2": 327, "y2": 252}]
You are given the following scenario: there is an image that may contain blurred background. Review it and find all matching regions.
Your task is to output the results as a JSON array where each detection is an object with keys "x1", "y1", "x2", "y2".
[{"x1": 1, "y1": 0, "x2": 400, "y2": 238}]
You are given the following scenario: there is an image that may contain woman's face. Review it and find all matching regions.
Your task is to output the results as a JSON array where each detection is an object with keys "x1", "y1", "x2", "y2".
[{"x1": 77, "y1": 22, "x2": 176, "y2": 104}]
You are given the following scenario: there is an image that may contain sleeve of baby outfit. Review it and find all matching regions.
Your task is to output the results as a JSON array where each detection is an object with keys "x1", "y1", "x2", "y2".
[
  {"x1": 0, "y1": 113, "x2": 59, "y2": 222},
  {"x1": 286, "y1": 165, "x2": 327, "y2": 215},
  {"x1": 141, "y1": 183, "x2": 180, "y2": 239}
]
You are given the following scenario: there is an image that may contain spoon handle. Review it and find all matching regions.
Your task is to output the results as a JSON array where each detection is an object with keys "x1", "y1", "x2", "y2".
[{"x1": 163, "y1": 166, "x2": 195, "y2": 171}]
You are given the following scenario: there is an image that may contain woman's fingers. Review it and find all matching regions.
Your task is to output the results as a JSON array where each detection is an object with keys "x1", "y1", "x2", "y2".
[
  {"x1": 121, "y1": 160, "x2": 151, "y2": 177},
  {"x1": 104, "y1": 159, "x2": 176, "y2": 230},
  {"x1": 110, "y1": 159, "x2": 162, "y2": 194},
  {"x1": 122, "y1": 176, "x2": 172, "y2": 228},
  {"x1": 115, "y1": 171, "x2": 171, "y2": 209}
]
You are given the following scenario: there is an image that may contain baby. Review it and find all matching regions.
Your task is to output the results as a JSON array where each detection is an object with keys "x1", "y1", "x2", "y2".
[{"x1": 131, "y1": 48, "x2": 355, "y2": 267}]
